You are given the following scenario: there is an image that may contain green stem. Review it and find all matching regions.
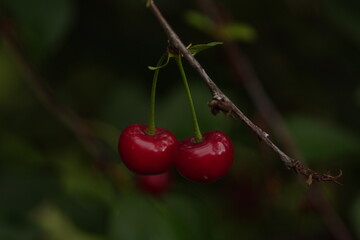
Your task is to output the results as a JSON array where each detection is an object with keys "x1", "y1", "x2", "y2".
[
  {"x1": 176, "y1": 56, "x2": 203, "y2": 142},
  {"x1": 147, "y1": 54, "x2": 166, "y2": 135}
]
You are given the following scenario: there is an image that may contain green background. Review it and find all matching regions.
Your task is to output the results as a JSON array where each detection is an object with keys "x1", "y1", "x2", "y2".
[{"x1": 1, "y1": 0, "x2": 360, "y2": 239}]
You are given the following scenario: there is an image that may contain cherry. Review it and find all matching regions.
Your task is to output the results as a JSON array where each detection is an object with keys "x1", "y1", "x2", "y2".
[
  {"x1": 118, "y1": 124, "x2": 177, "y2": 175},
  {"x1": 136, "y1": 172, "x2": 171, "y2": 196},
  {"x1": 175, "y1": 131, "x2": 234, "y2": 183}
]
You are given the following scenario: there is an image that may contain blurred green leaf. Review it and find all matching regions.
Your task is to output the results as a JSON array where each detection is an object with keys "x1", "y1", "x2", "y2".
[
  {"x1": 184, "y1": 10, "x2": 214, "y2": 35},
  {"x1": 108, "y1": 193, "x2": 216, "y2": 240},
  {"x1": 34, "y1": 204, "x2": 104, "y2": 240},
  {"x1": 162, "y1": 194, "x2": 214, "y2": 240},
  {"x1": 221, "y1": 23, "x2": 256, "y2": 42},
  {"x1": 108, "y1": 194, "x2": 177, "y2": 240},
  {"x1": 351, "y1": 194, "x2": 360, "y2": 239},
  {"x1": 56, "y1": 151, "x2": 116, "y2": 206},
  {"x1": 54, "y1": 150, "x2": 117, "y2": 235},
  {"x1": 286, "y1": 116, "x2": 360, "y2": 162},
  {"x1": 2, "y1": 0, "x2": 73, "y2": 57},
  {"x1": 185, "y1": 10, "x2": 256, "y2": 42},
  {"x1": 57, "y1": 195, "x2": 110, "y2": 236},
  {"x1": 188, "y1": 42, "x2": 223, "y2": 56}
]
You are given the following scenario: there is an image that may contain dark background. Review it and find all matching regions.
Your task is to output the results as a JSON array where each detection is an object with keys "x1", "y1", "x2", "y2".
[{"x1": 0, "y1": 0, "x2": 360, "y2": 239}]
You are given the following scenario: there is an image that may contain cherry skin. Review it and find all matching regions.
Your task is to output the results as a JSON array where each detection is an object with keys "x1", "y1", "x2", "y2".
[
  {"x1": 175, "y1": 131, "x2": 234, "y2": 183},
  {"x1": 136, "y1": 172, "x2": 171, "y2": 196},
  {"x1": 118, "y1": 124, "x2": 177, "y2": 175}
]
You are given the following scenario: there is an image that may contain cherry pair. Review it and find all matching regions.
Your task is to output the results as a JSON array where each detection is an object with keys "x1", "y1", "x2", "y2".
[
  {"x1": 119, "y1": 46, "x2": 233, "y2": 183},
  {"x1": 118, "y1": 123, "x2": 234, "y2": 183}
]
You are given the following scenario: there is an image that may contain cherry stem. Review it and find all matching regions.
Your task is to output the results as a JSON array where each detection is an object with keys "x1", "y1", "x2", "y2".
[
  {"x1": 147, "y1": 53, "x2": 166, "y2": 135},
  {"x1": 176, "y1": 56, "x2": 203, "y2": 142}
]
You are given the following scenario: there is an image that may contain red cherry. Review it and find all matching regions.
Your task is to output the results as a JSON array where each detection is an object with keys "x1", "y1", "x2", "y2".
[
  {"x1": 136, "y1": 172, "x2": 171, "y2": 196},
  {"x1": 118, "y1": 124, "x2": 177, "y2": 175},
  {"x1": 175, "y1": 131, "x2": 234, "y2": 183}
]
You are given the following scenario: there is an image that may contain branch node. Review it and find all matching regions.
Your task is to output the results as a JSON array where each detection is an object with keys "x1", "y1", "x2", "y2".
[
  {"x1": 208, "y1": 96, "x2": 235, "y2": 117},
  {"x1": 167, "y1": 41, "x2": 180, "y2": 55},
  {"x1": 279, "y1": 154, "x2": 295, "y2": 169}
]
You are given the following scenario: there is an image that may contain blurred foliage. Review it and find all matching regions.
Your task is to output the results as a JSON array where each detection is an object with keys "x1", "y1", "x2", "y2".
[
  {"x1": 0, "y1": 0, "x2": 360, "y2": 239},
  {"x1": 1, "y1": 0, "x2": 73, "y2": 59},
  {"x1": 185, "y1": 10, "x2": 257, "y2": 42},
  {"x1": 287, "y1": 116, "x2": 360, "y2": 163}
]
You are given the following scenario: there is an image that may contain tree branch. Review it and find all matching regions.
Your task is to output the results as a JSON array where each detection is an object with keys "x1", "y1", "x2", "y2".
[
  {"x1": 150, "y1": 2, "x2": 351, "y2": 238},
  {"x1": 147, "y1": 0, "x2": 341, "y2": 185}
]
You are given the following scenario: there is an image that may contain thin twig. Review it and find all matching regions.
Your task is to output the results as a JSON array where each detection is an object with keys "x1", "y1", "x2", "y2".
[{"x1": 147, "y1": 0, "x2": 341, "y2": 185}]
